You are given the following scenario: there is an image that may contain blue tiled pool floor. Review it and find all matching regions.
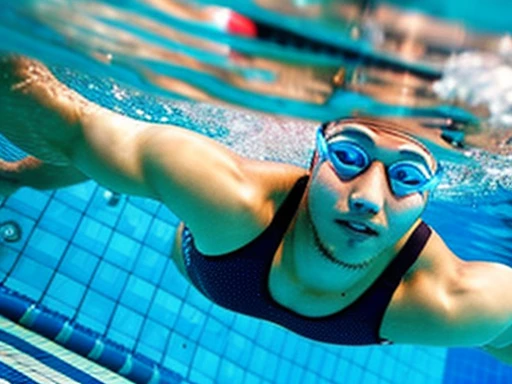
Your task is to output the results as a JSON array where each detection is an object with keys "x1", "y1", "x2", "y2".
[{"x1": 0, "y1": 181, "x2": 448, "y2": 383}]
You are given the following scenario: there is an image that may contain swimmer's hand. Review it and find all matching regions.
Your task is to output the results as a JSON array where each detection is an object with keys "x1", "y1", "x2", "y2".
[{"x1": 0, "y1": 55, "x2": 88, "y2": 165}]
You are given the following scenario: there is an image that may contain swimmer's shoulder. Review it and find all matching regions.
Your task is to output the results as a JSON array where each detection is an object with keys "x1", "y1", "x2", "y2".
[
  {"x1": 380, "y1": 224, "x2": 470, "y2": 344},
  {"x1": 243, "y1": 159, "x2": 308, "y2": 197},
  {"x1": 176, "y1": 159, "x2": 307, "y2": 256}
]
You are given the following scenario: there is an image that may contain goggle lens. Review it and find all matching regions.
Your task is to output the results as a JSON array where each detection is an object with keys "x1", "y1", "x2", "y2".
[{"x1": 317, "y1": 126, "x2": 439, "y2": 197}]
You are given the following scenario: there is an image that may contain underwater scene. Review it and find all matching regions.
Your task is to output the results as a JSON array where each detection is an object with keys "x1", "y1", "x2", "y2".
[{"x1": 1, "y1": 1, "x2": 512, "y2": 383}]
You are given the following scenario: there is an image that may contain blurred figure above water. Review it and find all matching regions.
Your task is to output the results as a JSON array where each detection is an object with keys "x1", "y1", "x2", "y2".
[{"x1": 3, "y1": 0, "x2": 512, "y2": 157}]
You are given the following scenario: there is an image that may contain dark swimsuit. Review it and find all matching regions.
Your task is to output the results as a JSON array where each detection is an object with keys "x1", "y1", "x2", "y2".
[{"x1": 182, "y1": 176, "x2": 432, "y2": 345}]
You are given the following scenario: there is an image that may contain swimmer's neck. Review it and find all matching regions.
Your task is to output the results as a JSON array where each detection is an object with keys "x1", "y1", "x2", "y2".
[{"x1": 279, "y1": 207, "x2": 419, "y2": 296}]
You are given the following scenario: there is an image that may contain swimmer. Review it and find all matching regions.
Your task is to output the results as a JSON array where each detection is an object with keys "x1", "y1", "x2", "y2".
[{"x1": 2, "y1": 56, "x2": 512, "y2": 363}]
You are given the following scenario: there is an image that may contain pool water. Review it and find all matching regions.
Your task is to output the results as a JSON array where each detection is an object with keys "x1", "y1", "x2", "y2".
[{"x1": 1, "y1": 1, "x2": 512, "y2": 383}]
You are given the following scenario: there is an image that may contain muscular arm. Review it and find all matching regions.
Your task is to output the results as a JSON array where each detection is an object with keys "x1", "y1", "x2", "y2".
[
  {"x1": 1, "y1": 56, "x2": 268, "y2": 250},
  {"x1": 383, "y1": 230, "x2": 512, "y2": 355}
]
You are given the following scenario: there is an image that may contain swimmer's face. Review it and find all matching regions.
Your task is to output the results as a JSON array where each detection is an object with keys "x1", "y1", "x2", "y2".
[{"x1": 307, "y1": 120, "x2": 437, "y2": 267}]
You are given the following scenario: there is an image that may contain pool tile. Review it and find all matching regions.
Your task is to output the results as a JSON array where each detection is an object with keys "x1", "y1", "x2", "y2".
[
  {"x1": 256, "y1": 326, "x2": 284, "y2": 353},
  {"x1": 165, "y1": 332, "x2": 195, "y2": 367},
  {"x1": 46, "y1": 273, "x2": 86, "y2": 308},
  {"x1": 174, "y1": 303, "x2": 206, "y2": 341},
  {"x1": 155, "y1": 205, "x2": 180, "y2": 225},
  {"x1": 0, "y1": 246, "x2": 18, "y2": 278},
  {"x1": 103, "y1": 232, "x2": 140, "y2": 271},
  {"x1": 117, "y1": 204, "x2": 154, "y2": 241},
  {"x1": 58, "y1": 245, "x2": 99, "y2": 285},
  {"x1": 144, "y1": 218, "x2": 176, "y2": 254},
  {"x1": 139, "y1": 318, "x2": 170, "y2": 352},
  {"x1": 243, "y1": 371, "x2": 262, "y2": 384},
  {"x1": 132, "y1": 246, "x2": 167, "y2": 284},
  {"x1": 126, "y1": 197, "x2": 160, "y2": 215},
  {"x1": 106, "y1": 328, "x2": 136, "y2": 351},
  {"x1": 320, "y1": 352, "x2": 337, "y2": 379},
  {"x1": 41, "y1": 296, "x2": 76, "y2": 319},
  {"x1": 162, "y1": 357, "x2": 188, "y2": 379},
  {"x1": 5, "y1": 188, "x2": 49, "y2": 220},
  {"x1": 224, "y1": 330, "x2": 251, "y2": 367},
  {"x1": 200, "y1": 317, "x2": 228, "y2": 355},
  {"x1": 293, "y1": 339, "x2": 311, "y2": 365},
  {"x1": 159, "y1": 262, "x2": 188, "y2": 298},
  {"x1": 233, "y1": 315, "x2": 259, "y2": 339},
  {"x1": 288, "y1": 365, "x2": 304, "y2": 384},
  {"x1": 110, "y1": 305, "x2": 144, "y2": 338},
  {"x1": 185, "y1": 285, "x2": 212, "y2": 311},
  {"x1": 192, "y1": 346, "x2": 220, "y2": 378},
  {"x1": 54, "y1": 181, "x2": 97, "y2": 211},
  {"x1": 73, "y1": 217, "x2": 113, "y2": 256},
  {"x1": 120, "y1": 275, "x2": 155, "y2": 314},
  {"x1": 90, "y1": 261, "x2": 128, "y2": 300},
  {"x1": 217, "y1": 359, "x2": 244, "y2": 384},
  {"x1": 306, "y1": 346, "x2": 323, "y2": 372},
  {"x1": 39, "y1": 199, "x2": 82, "y2": 239},
  {"x1": 302, "y1": 371, "x2": 321, "y2": 384},
  {"x1": 250, "y1": 346, "x2": 277, "y2": 381},
  {"x1": 24, "y1": 228, "x2": 68, "y2": 269},
  {"x1": 135, "y1": 342, "x2": 164, "y2": 365},
  {"x1": 208, "y1": 305, "x2": 235, "y2": 327},
  {"x1": 9, "y1": 257, "x2": 53, "y2": 295},
  {"x1": 5, "y1": 277, "x2": 43, "y2": 302},
  {"x1": 281, "y1": 333, "x2": 299, "y2": 360},
  {"x1": 80, "y1": 289, "x2": 116, "y2": 325},
  {"x1": 275, "y1": 359, "x2": 291, "y2": 384},
  {"x1": 76, "y1": 313, "x2": 107, "y2": 335},
  {"x1": 189, "y1": 370, "x2": 215, "y2": 384}
]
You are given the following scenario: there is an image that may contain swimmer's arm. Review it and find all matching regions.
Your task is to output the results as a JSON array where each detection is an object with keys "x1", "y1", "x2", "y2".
[
  {"x1": 77, "y1": 109, "x2": 267, "y2": 234},
  {"x1": 447, "y1": 261, "x2": 512, "y2": 366},
  {"x1": 2, "y1": 56, "x2": 272, "y2": 250},
  {"x1": 383, "y1": 259, "x2": 512, "y2": 350},
  {"x1": 477, "y1": 264, "x2": 512, "y2": 365}
]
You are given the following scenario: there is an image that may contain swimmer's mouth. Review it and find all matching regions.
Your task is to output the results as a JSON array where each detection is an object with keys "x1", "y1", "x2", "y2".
[{"x1": 335, "y1": 219, "x2": 378, "y2": 236}]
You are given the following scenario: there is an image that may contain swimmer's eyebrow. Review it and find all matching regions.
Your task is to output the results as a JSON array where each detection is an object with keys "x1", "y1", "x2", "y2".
[
  {"x1": 398, "y1": 145, "x2": 434, "y2": 168},
  {"x1": 328, "y1": 126, "x2": 376, "y2": 148}
]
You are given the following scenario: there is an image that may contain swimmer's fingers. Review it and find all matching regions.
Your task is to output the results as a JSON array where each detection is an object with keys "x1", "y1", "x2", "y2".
[{"x1": 0, "y1": 55, "x2": 56, "y2": 89}]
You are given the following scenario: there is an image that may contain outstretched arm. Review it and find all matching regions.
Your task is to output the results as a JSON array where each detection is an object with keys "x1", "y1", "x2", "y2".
[
  {"x1": 1, "y1": 56, "x2": 268, "y2": 250},
  {"x1": 382, "y1": 230, "x2": 512, "y2": 364}
]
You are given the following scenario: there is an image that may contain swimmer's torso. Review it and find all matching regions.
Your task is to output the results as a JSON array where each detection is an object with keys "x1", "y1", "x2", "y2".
[{"x1": 170, "y1": 165, "x2": 463, "y2": 345}]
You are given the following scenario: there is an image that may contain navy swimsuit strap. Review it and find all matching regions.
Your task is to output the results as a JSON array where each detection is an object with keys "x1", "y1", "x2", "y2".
[{"x1": 385, "y1": 221, "x2": 432, "y2": 283}]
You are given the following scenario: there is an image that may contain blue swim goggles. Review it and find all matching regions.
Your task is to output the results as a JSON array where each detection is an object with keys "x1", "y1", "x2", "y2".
[{"x1": 316, "y1": 122, "x2": 441, "y2": 197}]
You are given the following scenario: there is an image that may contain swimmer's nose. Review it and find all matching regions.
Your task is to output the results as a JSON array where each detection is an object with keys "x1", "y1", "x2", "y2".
[{"x1": 347, "y1": 162, "x2": 386, "y2": 215}]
